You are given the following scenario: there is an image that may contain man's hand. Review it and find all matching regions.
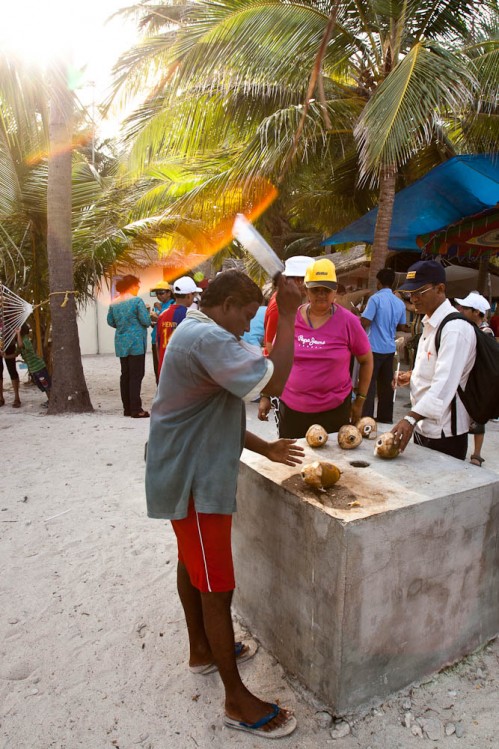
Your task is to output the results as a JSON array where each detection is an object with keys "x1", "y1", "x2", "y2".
[
  {"x1": 393, "y1": 370, "x2": 411, "y2": 388},
  {"x1": 258, "y1": 395, "x2": 271, "y2": 421},
  {"x1": 265, "y1": 439, "x2": 305, "y2": 466},
  {"x1": 275, "y1": 274, "x2": 302, "y2": 317},
  {"x1": 391, "y1": 418, "x2": 414, "y2": 452}
]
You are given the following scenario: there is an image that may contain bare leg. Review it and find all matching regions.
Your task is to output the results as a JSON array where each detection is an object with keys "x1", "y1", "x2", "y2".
[
  {"x1": 176, "y1": 561, "x2": 291, "y2": 731},
  {"x1": 471, "y1": 433, "x2": 485, "y2": 464},
  {"x1": 176, "y1": 561, "x2": 213, "y2": 666},
  {"x1": 200, "y1": 589, "x2": 292, "y2": 731},
  {"x1": 12, "y1": 379, "x2": 21, "y2": 407}
]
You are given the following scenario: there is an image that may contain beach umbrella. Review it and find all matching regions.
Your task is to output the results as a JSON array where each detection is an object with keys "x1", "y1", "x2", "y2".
[{"x1": 418, "y1": 205, "x2": 499, "y2": 259}]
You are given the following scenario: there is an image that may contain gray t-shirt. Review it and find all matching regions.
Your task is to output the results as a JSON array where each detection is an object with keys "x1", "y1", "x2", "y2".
[{"x1": 145, "y1": 309, "x2": 273, "y2": 519}]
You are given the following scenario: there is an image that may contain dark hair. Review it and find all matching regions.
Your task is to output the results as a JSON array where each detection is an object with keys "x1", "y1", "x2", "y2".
[
  {"x1": 20, "y1": 323, "x2": 30, "y2": 336},
  {"x1": 115, "y1": 275, "x2": 140, "y2": 294},
  {"x1": 201, "y1": 270, "x2": 263, "y2": 309},
  {"x1": 377, "y1": 268, "x2": 395, "y2": 287}
]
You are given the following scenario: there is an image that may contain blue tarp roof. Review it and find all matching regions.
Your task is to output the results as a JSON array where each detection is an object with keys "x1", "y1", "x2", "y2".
[{"x1": 322, "y1": 155, "x2": 499, "y2": 251}]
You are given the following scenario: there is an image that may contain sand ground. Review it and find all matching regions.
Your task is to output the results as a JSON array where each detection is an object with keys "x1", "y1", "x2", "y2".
[{"x1": 1, "y1": 354, "x2": 498, "y2": 749}]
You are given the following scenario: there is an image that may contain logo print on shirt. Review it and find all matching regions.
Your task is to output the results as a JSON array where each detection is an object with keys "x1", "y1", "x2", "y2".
[{"x1": 297, "y1": 334, "x2": 326, "y2": 348}]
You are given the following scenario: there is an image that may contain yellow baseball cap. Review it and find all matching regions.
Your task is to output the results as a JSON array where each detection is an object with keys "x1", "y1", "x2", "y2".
[
  {"x1": 151, "y1": 280, "x2": 171, "y2": 291},
  {"x1": 305, "y1": 259, "x2": 337, "y2": 290}
]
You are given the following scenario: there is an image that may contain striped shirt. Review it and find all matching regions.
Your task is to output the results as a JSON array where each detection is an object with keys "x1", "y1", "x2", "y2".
[{"x1": 20, "y1": 336, "x2": 46, "y2": 374}]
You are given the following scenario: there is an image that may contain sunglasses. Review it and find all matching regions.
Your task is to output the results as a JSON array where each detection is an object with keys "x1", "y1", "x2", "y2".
[{"x1": 402, "y1": 286, "x2": 434, "y2": 301}]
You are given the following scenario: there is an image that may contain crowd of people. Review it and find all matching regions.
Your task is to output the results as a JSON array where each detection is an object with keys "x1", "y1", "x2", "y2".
[
  {"x1": 2, "y1": 256, "x2": 497, "y2": 738},
  {"x1": 136, "y1": 257, "x2": 498, "y2": 740}
]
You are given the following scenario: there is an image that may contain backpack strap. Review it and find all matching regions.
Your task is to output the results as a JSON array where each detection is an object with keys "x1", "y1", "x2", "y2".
[{"x1": 434, "y1": 312, "x2": 475, "y2": 436}]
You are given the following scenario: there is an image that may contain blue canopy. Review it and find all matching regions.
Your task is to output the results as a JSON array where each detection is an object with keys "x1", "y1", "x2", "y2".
[{"x1": 322, "y1": 155, "x2": 499, "y2": 251}]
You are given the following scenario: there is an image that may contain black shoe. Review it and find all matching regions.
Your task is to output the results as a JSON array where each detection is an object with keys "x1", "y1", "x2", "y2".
[{"x1": 131, "y1": 410, "x2": 150, "y2": 418}]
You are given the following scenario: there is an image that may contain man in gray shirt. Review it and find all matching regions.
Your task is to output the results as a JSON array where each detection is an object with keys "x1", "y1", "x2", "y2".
[{"x1": 146, "y1": 270, "x2": 302, "y2": 738}]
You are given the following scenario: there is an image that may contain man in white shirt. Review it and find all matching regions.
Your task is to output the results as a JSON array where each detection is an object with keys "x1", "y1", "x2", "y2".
[{"x1": 391, "y1": 260, "x2": 476, "y2": 460}]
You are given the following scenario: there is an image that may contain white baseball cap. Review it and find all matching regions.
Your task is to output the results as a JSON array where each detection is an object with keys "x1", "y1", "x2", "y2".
[
  {"x1": 282, "y1": 255, "x2": 315, "y2": 277},
  {"x1": 455, "y1": 292, "x2": 490, "y2": 315},
  {"x1": 173, "y1": 276, "x2": 202, "y2": 294}
]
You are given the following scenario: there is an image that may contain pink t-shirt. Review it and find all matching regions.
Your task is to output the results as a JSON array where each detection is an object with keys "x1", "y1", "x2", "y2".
[{"x1": 281, "y1": 304, "x2": 370, "y2": 413}]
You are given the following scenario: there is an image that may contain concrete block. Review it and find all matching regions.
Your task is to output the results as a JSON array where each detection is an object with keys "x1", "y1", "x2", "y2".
[{"x1": 233, "y1": 436, "x2": 499, "y2": 713}]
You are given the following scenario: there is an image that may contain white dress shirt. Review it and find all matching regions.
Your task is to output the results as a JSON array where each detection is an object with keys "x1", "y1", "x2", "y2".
[{"x1": 410, "y1": 299, "x2": 476, "y2": 438}]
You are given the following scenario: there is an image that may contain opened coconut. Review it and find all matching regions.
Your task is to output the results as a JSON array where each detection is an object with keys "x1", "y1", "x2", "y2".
[
  {"x1": 337, "y1": 424, "x2": 362, "y2": 450},
  {"x1": 374, "y1": 432, "x2": 401, "y2": 459},
  {"x1": 355, "y1": 416, "x2": 377, "y2": 440},
  {"x1": 301, "y1": 461, "x2": 341, "y2": 489},
  {"x1": 306, "y1": 424, "x2": 328, "y2": 448}
]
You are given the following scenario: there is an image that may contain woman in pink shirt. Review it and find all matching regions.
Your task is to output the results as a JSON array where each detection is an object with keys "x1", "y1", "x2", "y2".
[{"x1": 260, "y1": 259, "x2": 373, "y2": 438}]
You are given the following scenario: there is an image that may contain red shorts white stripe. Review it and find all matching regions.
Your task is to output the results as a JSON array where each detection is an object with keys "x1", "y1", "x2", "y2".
[{"x1": 171, "y1": 498, "x2": 235, "y2": 593}]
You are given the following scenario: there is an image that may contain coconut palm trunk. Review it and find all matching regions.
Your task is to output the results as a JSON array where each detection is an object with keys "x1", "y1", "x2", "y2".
[
  {"x1": 46, "y1": 64, "x2": 93, "y2": 414},
  {"x1": 368, "y1": 165, "x2": 397, "y2": 289}
]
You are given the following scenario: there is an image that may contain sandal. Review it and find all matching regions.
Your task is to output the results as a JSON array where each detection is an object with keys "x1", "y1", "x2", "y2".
[
  {"x1": 470, "y1": 454, "x2": 484, "y2": 466},
  {"x1": 12, "y1": 400, "x2": 21, "y2": 408},
  {"x1": 223, "y1": 704, "x2": 297, "y2": 739},
  {"x1": 189, "y1": 640, "x2": 258, "y2": 675},
  {"x1": 131, "y1": 410, "x2": 150, "y2": 418}
]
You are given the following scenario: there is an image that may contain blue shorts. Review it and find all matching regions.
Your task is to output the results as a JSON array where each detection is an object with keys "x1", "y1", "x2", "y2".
[{"x1": 32, "y1": 368, "x2": 51, "y2": 393}]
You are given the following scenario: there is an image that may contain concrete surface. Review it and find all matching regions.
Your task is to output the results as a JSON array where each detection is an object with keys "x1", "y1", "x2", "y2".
[{"x1": 233, "y1": 408, "x2": 499, "y2": 713}]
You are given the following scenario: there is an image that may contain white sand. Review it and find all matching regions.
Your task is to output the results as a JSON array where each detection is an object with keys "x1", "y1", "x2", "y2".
[{"x1": 1, "y1": 354, "x2": 497, "y2": 748}]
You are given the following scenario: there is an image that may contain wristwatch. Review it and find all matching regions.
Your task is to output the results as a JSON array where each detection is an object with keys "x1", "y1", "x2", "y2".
[{"x1": 403, "y1": 415, "x2": 417, "y2": 427}]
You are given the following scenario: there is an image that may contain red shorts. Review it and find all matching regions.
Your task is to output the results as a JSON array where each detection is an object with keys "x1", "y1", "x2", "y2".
[{"x1": 171, "y1": 499, "x2": 235, "y2": 593}]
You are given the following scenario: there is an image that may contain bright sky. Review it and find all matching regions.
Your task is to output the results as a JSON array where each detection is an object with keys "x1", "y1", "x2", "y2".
[{"x1": 1, "y1": 0, "x2": 139, "y2": 135}]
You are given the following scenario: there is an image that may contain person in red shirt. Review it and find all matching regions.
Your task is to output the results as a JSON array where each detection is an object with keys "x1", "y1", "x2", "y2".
[
  {"x1": 489, "y1": 306, "x2": 499, "y2": 338},
  {"x1": 261, "y1": 255, "x2": 314, "y2": 431},
  {"x1": 156, "y1": 276, "x2": 201, "y2": 376}
]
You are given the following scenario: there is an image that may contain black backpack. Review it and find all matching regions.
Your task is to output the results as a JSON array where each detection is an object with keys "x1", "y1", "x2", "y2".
[{"x1": 435, "y1": 312, "x2": 499, "y2": 426}]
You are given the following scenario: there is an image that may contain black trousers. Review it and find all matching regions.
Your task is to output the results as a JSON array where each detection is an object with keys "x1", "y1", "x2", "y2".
[
  {"x1": 278, "y1": 395, "x2": 352, "y2": 439},
  {"x1": 414, "y1": 430, "x2": 468, "y2": 461},
  {"x1": 120, "y1": 354, "x2": 145, "y2": 415},
  {"x1": 363, "y1": 352, "x2": 395, "y2": 423},
  {"x1": 0, "y1": 341, "x2": 19, "y2": 381}
]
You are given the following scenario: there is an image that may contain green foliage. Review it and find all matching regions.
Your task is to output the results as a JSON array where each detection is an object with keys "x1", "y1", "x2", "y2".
[{"x1": 108, "y1": 0, "x2": 497, "y2": 270}]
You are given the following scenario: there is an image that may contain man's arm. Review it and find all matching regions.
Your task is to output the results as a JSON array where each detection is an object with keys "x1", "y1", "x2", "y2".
[
  {"x1": 263, "y1": 276, "x2": 301, "y2": 396},
  {"x1": 360, "y1": 295, "x2": 376, "y2": 330},
  {"x1": 392, "y1": 322, "x2": 475, "y2": 451},
  {"x1": 396, "y1": 301, "x2": 410, "y2": 333},
  {"x1": 244, "y1": 431, "x2": 304, "y2": 466}
]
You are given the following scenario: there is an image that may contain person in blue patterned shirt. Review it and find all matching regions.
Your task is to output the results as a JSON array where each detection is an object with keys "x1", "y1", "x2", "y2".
[{"x1": 107, "y1": 275, "x2": 151, "y2": 418}]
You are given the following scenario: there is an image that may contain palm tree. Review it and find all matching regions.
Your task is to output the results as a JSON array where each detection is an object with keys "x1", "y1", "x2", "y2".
[
  {"x1": 110, "y1": 0, "x2": 497, "y2": 286},
  {"x1": 46, "y1": 62, "x2": 93, "y2": 413},
  {"x1": 0, "y1": 54, "x2": 159, "y2": 411}
]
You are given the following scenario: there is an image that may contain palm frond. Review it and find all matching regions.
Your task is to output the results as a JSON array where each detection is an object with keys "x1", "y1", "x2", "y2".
[{"x1": 355, "y1": 41, "x2": 475, "y2": 182}]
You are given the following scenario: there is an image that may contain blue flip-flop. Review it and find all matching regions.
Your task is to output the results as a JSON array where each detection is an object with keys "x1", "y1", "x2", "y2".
[
  {"x1": 223, "y1": 703, "x2": 297, "y2": 739},
  {"x1": 189, "y1": 640, "x2": 258, "y2": 675}
]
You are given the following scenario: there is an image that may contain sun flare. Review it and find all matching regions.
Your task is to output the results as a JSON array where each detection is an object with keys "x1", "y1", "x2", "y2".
[{"x1": 1, "y1": 0, "x2": 136, "y2": 95}]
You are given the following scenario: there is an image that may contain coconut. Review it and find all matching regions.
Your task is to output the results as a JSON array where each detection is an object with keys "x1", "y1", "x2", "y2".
[
  {"x1": 374, "y1": 432, "x2": 401, "y2": 459},
  {"x1": 301, "y1": 461, "x2": 341, "y2": 489},
  {"x1": 337, "y1": 424, "x2": 362, "y2": 449},
  {"x1": 355, "y1": 416, "x2": 377, "y2": 440},
  {"x1": 306, "y1": 424, "x2": 329, "y2": 448}
]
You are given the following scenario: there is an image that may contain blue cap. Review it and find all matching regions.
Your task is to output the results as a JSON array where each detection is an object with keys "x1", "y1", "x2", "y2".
[{"x1": 398, "y1": 260, "x2": 446, "y2": 291}]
